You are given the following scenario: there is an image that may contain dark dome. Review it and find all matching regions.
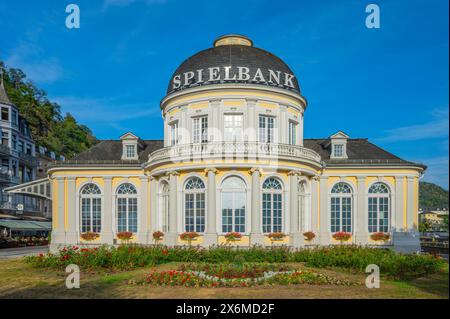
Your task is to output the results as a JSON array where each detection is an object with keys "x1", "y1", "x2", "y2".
[{"x1": 166, "y1": 35, "x2": 300, "y2": 96}]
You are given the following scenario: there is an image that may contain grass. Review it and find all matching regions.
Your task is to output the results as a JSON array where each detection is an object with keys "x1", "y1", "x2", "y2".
[{"x1": 0, "y1": 258, "x2": 448, "y2": 299}]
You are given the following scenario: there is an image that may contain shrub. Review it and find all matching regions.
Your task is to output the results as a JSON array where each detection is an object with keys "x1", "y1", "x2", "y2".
[
  {"x1": 332, "y1": 232, "x2": 351, "y2": 242},
  {"x1": 303, "y1": 231, "x2": 316, "y2": 241},
  {"x1": 80, "y1": 232, "x2": 99, "y2": 241},
  {"x1": 370, "y1": 232, "x2": 391, "y2": 241}
]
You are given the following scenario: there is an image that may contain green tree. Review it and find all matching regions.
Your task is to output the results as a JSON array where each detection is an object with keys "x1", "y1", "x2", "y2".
[{"x1": 1, "y1": 62, "x2": 97, "y2": 158}]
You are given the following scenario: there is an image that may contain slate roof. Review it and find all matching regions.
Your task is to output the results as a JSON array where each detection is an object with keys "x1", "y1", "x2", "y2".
[
  {"x1": 0, "y1": 82, "x2": 13, "y2": 105},
  {"x1": 69, "y1": 140, "x2": 164, "y2": 164},
  {"x1": 58, "y1": 138, "x2": 424, "y2": 168},
  {"x1": 167, "y1": 44, "x2": 301, "y2": 95}
]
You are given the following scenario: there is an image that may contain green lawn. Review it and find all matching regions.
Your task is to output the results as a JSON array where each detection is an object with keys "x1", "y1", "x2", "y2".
[{"x1": 0, "y1": 258, "x2": 448, "y2": 299}]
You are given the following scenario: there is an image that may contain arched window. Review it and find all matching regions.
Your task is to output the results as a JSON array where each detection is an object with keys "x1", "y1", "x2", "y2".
[
  {"x1": 80, "y1": 183, "x2": 101, "y2": 233},
  {"x1": 116, "y1": 183, "x2": 138, "y2": 233},
  {"x1": 262, "y1": 177, "x2": 283, "y2": 233},
  {"x1": 159, "y1": 181, "x2": 170, "y2": 232},
  {"x1": 184, "y1": 177, "x2": 206, "y2": 232},
  {"x1": 368, "y1": 182, "x2": 390, "y2": 233},
  {"x1": 221, "y1": 176, "x2": 246, "y2": 233},
  {"x1": 330, "y1": 182, "x2": 352, "y2": 233}
]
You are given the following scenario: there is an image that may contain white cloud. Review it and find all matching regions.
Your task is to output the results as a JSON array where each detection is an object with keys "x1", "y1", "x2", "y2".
[
  {"x1": 52, "y1": 95, "x2": 160, "y2": 122},
  {"x1": 375, "y1": 107, "x2": 449, "y2": 143},
  {"x1": 5, "y1": 38, "x2": 63, "y2": 84}
]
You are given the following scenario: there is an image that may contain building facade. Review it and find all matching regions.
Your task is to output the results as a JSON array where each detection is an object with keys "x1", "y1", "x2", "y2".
[
  {"x1": 0, "y1": 76, "x2": 50, "y2": 217},
  {"x1": 48, "y1": 35, "x2": 425, "y2": 252}
]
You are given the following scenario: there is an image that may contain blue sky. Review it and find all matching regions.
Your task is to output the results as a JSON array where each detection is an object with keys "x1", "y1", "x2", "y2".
[{"x1": 0, "y1": 0, "x2": 448, "y2": 189}]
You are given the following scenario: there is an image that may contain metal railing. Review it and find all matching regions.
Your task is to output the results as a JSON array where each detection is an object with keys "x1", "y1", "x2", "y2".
[{"x1": 148, "y1": 142, "x2": 322, "y2": 164}]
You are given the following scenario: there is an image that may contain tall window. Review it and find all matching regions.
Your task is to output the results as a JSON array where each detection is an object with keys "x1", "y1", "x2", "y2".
[
  {"x1": 169, "y1": 121, "x2": 179, "y2": 146},
  {"x1": 184, "y1": 177, "x2": 206, "y2": 232},
  {"x1": 221, "y1": 176, "x2": 246, "y2": 233},
  {"x1": 116, "y1": 183, "x2": 138, "y2": 233},
  {"x1": 192, "y1": 116, "x2": 208, "y2": 143},
  {"x1": 288, "y1": 121, "x2": 297, "y2": 145},
  {"x1": 224, "y1": 114, "x2": 243, "y2": 142},
  {"x1": 262, "y1": 177, "x2": 283, "y2": 233},
  {"x1": 368, "y1": 183, "x2": 390, "y2": 233},
  {"x1": 330, "y1": 183, "x2": 352, "y2": 233},
  {"x1": 159, "y1": 181, "x2": 170, "y2": 232},
  {"x1": 259, "y1": 115, "x2": 276, "y2": 143},
  {"x1": 80, "y1": 183, "x2": 102, "y2": 233}
]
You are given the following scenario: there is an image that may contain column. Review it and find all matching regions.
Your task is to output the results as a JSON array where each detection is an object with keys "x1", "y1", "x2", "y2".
[
  {"x1": 51, "y1": 177, "x2": 66, "y2": 247},
  {"x1": 246, "y1": 99, "x2": 257, "y2": 141},
  {"x1": 149, "y1": 176, "x2": 157, "y2": 233},
  {"x1": 355, "y1": 176, "x2": 368, "y2": 245},
  {"x1": 406, "y1": 177, "x2": 415, "y2": 231},
  {"x1": 319, "y1": 176, "x2": 330, "y2": 245},
  {"x1": 102, "y1": 177, "x2": 114, "y2": 245},
  {"x1": 166, "y1": 171, "x2": 179, "y2": 245},
  {"x1": 250, "y1": 167, "x2": 263, "y2": 245},
  {"x1": 138, "y1": 176, "x2": 149, "y2": 244},
  {"x1": 310, "y1": 176, "x2": 319, "y2": 235},
  {"x1": 394, "y1": 176, "x2": 405, "y2": 232},
  {"x1": 65, "y1": 177, "x2": 78, "y2": 243},
  {"x1": 204, "y1": 168, "x2": 218, "y2": 246},
  {"x1": 210, "y1": 99, "x2": 221, "y2": 142},
  {"x1": 288, "y1": 171, "x2": 302, "y2": 247}
]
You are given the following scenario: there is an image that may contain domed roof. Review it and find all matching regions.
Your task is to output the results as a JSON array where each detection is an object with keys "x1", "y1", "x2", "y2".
[{"x1": 166, "y1": 35, "x2": 301, "y2": 96}]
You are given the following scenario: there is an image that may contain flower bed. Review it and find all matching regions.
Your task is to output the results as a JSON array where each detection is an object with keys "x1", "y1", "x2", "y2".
[
  {"x1": 24, "y1": 245, "x2": 446, "y2": 279},
  {"x1": 178, "y1": 263, "x2": 295, "y2": 279},
  {"x1": 140, "y1": 265, "x2": 356, "y2": 287}
]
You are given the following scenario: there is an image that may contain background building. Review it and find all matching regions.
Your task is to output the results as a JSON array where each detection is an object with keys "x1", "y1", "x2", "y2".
[{"x1": 0, "y1": 75, "x2": 51, "y2": 220}]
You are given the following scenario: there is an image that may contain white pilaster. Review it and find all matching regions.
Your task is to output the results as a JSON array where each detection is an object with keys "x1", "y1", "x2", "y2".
[
  {"x1": 204, "y1": 168, "x2": 218, "y2": 246},
  {"x1": 250, "y1": 167, "x2": 264, "y2": 245}
]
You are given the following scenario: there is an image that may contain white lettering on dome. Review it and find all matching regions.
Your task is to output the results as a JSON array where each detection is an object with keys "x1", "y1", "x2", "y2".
[{"x1": 172, "y1": 66, "x2": 296, "y2": 91}]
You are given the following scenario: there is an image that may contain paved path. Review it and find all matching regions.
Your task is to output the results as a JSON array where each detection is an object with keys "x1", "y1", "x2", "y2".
[{"x1": 0, "y1": 246, "x2": 49, "y2": 259}]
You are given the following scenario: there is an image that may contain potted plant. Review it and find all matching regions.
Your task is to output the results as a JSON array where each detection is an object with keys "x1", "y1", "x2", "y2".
[
  {"x1": 117, "y1": 231, "x2": 133, "y2": 244},
  {"x1": 179, "y1": 232, "x2": 200, "y2": 246},
  {"x1": 332, "y1": 232, "x2": 352, "y2": 244},
  {"x1": 267, "y1": 232, "x2": 286, "y2": 243},
  {"x1": 80, "y1": 232, "x2": 99, "y2": 242},
  {"x1": 303, "y1": 231, "x2": 316, "y2": 242},
  {"x1": 224, "y1": 232, "x2": 242, "y2": 244},
  {"x1": 152, "y1": 231, "x2": 164, "y2": 245},
  {"x1": 370, "y1": 232, "x2": 390, "y2": 242}
]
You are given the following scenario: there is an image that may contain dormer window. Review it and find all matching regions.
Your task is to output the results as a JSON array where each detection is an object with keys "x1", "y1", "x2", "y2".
[
  {"x1": 120, "y1": 132, "x2": 140, "y2": 160},
  {"x1": 329, "y1": 131, "x2": 349, "y2": 159}
]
